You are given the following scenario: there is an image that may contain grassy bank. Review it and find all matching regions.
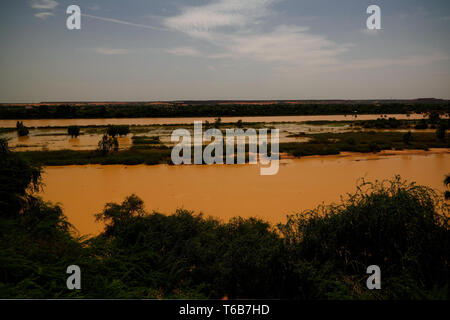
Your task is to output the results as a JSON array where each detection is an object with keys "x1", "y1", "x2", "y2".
[
  {"x1": 15, "y1": 131, "x2": 449, "y2": 166},
  {"x1": 280, "y1": 131, "x2": 450, "y2": 157},
  {"x1": 17, "y1": 147, "x2": 171, "y2": 166}
]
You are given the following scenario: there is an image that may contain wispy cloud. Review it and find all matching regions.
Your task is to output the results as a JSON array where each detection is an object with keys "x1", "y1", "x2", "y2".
[
  {"x1": 31, "y1": 0, "x2": 58, "y2": 10},
  {"x1": 94, "y1": 48, "x2": 131, "y2": 55},
  {"x1": 164, "y1": 0, "x2": 349, "y2": 70},
  {"x1": 216, "y1": 25, "x2": 350, "y2": 66},
  {"x1": 165, "y1": 0, "x2": 277, "y2": 38},
  {"x1": 166, "y1": 47, "x2": 201, "y2": 57},
  {"x1": 163, "y1": 0, "x2": 447, "y2": 74},
  {"x1": 31, "y1": 0, "x2": 58, "y2": 20},
  {"x1": 34, "y1": 12, "x2": 54, "y2": 20}
]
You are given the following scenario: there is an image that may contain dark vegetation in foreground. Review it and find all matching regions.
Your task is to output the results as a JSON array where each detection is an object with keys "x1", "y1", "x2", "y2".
[
  {"x1": 0, "y1": 101, "x2": 449, "y2": 119},
  {"x1": 0, "y1": 139, "x2": 448, "y2": 299},
  {"x1": 14, "y1": 130, "x2": 449, "y2": 166}
]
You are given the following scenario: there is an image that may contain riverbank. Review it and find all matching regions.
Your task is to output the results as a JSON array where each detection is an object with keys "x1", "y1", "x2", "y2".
[{"x1": 15, "y1": 131, "x2": 449, "y2": 166}]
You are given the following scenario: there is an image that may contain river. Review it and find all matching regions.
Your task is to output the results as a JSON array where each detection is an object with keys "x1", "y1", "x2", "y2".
[
  {"x1": 40, "y1": 150, "x2": 450, "y2": 236},
  {"x1": 0, "y1": 114, "x2": 428, "y2": 128}
]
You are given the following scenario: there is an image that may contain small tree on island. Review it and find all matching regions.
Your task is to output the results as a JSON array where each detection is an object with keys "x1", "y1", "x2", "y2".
[
  {"x1": 16, "y1": 121, "x2": 29, "y2": 137},
  {"x1": 107, "y1": 125, "x2": 130, "y2": 137},
  {"x1": 68, "y1": 125, "x2": 80, "y2": 138},
  {"x1": 97, "y1": 134, "x2": 119, "y2": 155}
]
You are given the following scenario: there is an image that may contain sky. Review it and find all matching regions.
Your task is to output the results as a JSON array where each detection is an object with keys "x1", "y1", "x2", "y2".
[{"x1": 0, "y1": 0, "x2": 449, "y2": 102}]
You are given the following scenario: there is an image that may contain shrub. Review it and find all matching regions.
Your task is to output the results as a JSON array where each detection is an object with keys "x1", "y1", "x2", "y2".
[
  {"x1": 16, "y1": 121, "x2": 29, "y2": 137},
  {"x1": 97, "y1": 134, "x2": 119, "y2": 155},
  {"x1": 403, "y1": 131, "x2": 412, "y2": 145},
  {"x1": 279, "y1": 177, "x2": 449, "y2": 299},
  {"x1": 107, "y1": 125, "x2": 130, "y2": 137},
  {"x1": 67, "y1": 125, "x2": 80, "y2": 138},
  {"x1": 436, "y1": 123, "x2": 447, "y2": 141}
]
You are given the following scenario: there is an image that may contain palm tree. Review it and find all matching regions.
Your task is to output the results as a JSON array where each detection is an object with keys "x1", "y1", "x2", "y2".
[{"x1": 445, "y1": 174, "x2": 450, "y2": 200}]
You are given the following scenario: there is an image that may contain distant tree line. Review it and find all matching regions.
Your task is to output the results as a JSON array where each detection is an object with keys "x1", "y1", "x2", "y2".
[{"x1": 0, "y1": 102, "x2": 449, "y2": 119}]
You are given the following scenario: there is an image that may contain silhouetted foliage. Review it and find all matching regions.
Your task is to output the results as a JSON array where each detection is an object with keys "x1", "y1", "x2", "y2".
[
  {"x1": 403, "y1": 131, "x2": 412, "y2": 145},
  {"x1": 445, "y1": 174, "x2": 450, "y2": 201},
  {"x1": 107, "y1": 125, "x2": 130, "y2": 137},
  {"x1": 97, "y1": 134, "x2": 118, "y2": 155},
  {"x1": 68, "y1": 126, "x2": 80, "y2": 138},
  {"x1": 16, "y1": 121, "x2": 29, "y2": 137},
  {"x1": 279, "y1": 176, "x2": 449, "y2": 299},
  {"x1": 0, "y1": 139, "x2": 41, "y2": 218},
  {"x1": 436, "y1": 123, "x2": 447, "y2": 141}
]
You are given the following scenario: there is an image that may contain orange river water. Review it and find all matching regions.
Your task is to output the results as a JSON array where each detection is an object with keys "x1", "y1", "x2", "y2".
[
  {"x1": 39, "y1": 150, "x2": 450, "y2": 236},
  {"x1": 0, "y1": 114, "x2": 429, "y2": 128}
]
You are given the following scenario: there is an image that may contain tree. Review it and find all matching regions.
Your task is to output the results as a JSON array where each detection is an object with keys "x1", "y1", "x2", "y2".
[
  {"x1": 415, "y1": 119, "x2": 428, "y2": 130},
  {"x1": 95, "y1": 194, "x2": 145, "y2": 236},
  {"x1": 67, "y1": 125, "x2": 80, "y2": 138},
  {"x1": 116, "y1": 125, "x2": 130, "y2": 136},
  {"x1": 445, "y1": 174, "x2": 450, "y2": 200},
  {"x1": 16, "y1": 121, "x2": 29, "y2": 137},
  {"x1": 107, "y1": 125, "x2": 129, "y2": 137},
  {"x1": 97, "y1": 134, "x2": 118, "y2": 155},
  {"x1": 0, "y1": 138, "x2": 8, "y2": 154},
  {"x1": 403, "y1": 131, "x2": 412, "y2": 145},
  {"x1": 436, "y1": 123, "x2": 447, "y2": 141},
  {"x1": 0, "y1": 138, "x2": 42, "y2": 217},
  {"x1": 428, "y1": 111, "x2": 441, "y2": 124}
]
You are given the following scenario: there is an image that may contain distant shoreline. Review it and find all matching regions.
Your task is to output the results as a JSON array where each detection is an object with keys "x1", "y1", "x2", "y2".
[{"x1": 0, "y1": 100, "x2": 448, "y2": 120}]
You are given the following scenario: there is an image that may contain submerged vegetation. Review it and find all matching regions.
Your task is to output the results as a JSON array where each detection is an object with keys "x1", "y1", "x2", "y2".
[
  {"x1": 12, "y1": 130, "x2": 449, "y2": 166},
  {"x1": 0, "y1": 138, "x2": 448, "y2": 299}
]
